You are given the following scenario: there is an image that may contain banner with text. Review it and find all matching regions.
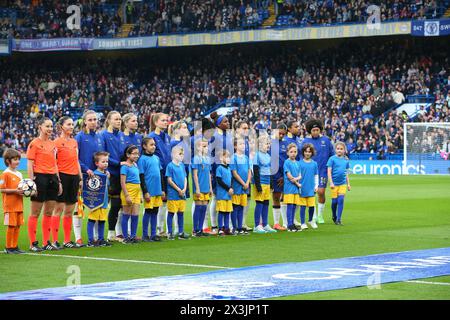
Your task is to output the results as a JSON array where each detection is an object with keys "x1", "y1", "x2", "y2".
[
  {"x1": 12, "y1": 36, "x2": 157, "y2": 52},
  {"x1": 351, "y1": 160, "x2": 450, "y2": 175},
  {"x1": 158, "y1": 21, "x2": 411, "y2": 47}
]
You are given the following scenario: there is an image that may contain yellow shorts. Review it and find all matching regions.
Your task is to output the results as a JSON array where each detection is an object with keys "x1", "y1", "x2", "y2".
[
  {"x1": 144, "y1": 196, "x2": 163, "y2": 209},
  {"x1": 331, "y1": 185, "x2": 347, "y2": 198},
  {"x1": 299, "y1": 196, "x2": 315, "y2": 207},
  {"x1": 3, "y1": 212, "x2": 24, "y2": 227},
  {"x1": 283, "y1": 194, "x2": 301, "y2": 205},
  {"x1": 88, "y1": 208, "x2": 108, "y2": 221},
  {"x1": 193, "y1": 193, "x2": 210, "y2": 201},
  {"x1": 167, "y1": 200, "x2": 186, "y2": 213},
  {"x1": 232, "y1": 194, "x2": 248, "y2": 206},
  {"x1": 253, "y1": 184, "x2": 271, "y2": 201},
  {"x1": 121, "y1": 183, "x2": 142, "y2": 205},
  {"x1": 216, "y1": 200, "x2": 233, "y2": 212}
]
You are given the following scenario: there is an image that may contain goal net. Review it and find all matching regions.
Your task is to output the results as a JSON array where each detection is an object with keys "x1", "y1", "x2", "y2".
[{"x1": 404, "y1": 123, "x2": 450, "y2": 175}]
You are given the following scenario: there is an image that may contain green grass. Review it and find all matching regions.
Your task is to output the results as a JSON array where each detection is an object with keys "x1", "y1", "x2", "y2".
[{"x1": 1, "y1": 174, "x2": 450, "y2": 299}]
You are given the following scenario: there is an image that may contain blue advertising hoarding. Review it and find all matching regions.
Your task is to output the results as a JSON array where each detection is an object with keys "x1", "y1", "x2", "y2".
[{"x1": 411, "y1": 19, "x2": 450, "y2": 36}]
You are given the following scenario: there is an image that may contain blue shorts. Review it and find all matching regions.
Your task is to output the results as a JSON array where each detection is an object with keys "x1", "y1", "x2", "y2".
[
  {"x1": 272, "y1": 173, "x2": 283, "y2": 193},
  {"x1": 318, "y1": 171, "x2": 328, "y2": 189}
]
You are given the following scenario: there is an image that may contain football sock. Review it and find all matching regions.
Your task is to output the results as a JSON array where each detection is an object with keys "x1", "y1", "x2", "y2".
[
  {"x1": 63, "y1": 216, "x2": 72, "y2": 243},
  {"x1": 280, "y1": 203, "x2": 288, "y2": 227},
  {"x1": 218, "y1": 212, "x2": 224, "y2": 229},
  {"x1": 150, "y1": 208, "x2": 158, "y2": 237},
  {"x1": 287, "y1": 204, "x2": 296, "y2": 227},
  {"x1": 13, "y1": 226, "x2": 20, "y2": 248},
  {"x1": 262, "y1": 200, "x2": 269, "y2": 227},
  {"x1": 318, "y1": 202, "x2": 325, "y2": 217},
  {"x1": 130, "y1": 215, "x2": 138, "y2": 238},
  {"x1": 177, "y1": 213, "x2": 184, "y2": 234},
  {"x1": 210, "y1": 197, "x2": 217, "y2": 228},
  {"x1": 6, "y1": 226, "x2": 14, "y2": 249},
  {"x1": 42, "y1": 215, "x2": 52, "y2": 244},
  {"x1": 231, "y1": 206, "x2": 238, "y2": 230},
  {"x1": 191, "y1": 202, "x2": 196, "y2": 227},
  {"x1": 254, "y1": 201, "x2": 263, "y2": 227},
  {"x1": 223, "y1": 212, "x2": 230, "y2": 230},
  {"x1": 108, "y1": 198, "x2": 121, "y2": 232},
  {"x1": 143, "y1": 209, "x2": 151, "y2": 238},
  {"x1": 173, "y1": 212, "x2": 178, "y2": 234},
  {"x1": 115, "y1": 210, "x2": 123, "y2": 237},
  {"x1": 308, "y1": 207, "x2": 315, "y2": 222},
  {"x1": 73, "y1": 214, "x2": 82, "y2": 241},
  {"x1": 236, "y1": 205, "x2": 243, "y2": 230},
  {"x1": 28, "y1": 215, "x2": 38, "y2": 245},
  {"x1": 167, "y1": 212, "x2": 174, "y2": 234},
  {"x1": 273, "y1": 205, "x2": 281, "y2": 225},
  {"x1": 331, "y1": 198, "x2": 338, "y2": 221},
  {"x1": 87, "y1": 219, "x2": 95, "y2": 243},
  {"x1": 157, "y1": 203, "x2": 167, "y2": 233},
  {"x1": 121, "y1": 214, "x2": 130, "y2": 238},
  {"x1": 200, "y1": 205, "x2": 208, "y2": 230},
  {"x1": 51, "y1": 215, "x2": 60, "y2": 242},
  {"x1": 93, "y1": 221, "x2": 98, "y2": 240},
  {"x1": 202, "y1": 204, "x2": 209, "y2": 230},
  {"x1": 337, "y1": 195, "x2": 345, "y2": 222},
  {"x1": 97, "y1": 221, "x2": 105, "y2": 241},
  {"x1": 193, "y1": 204, "x2": 200, "y2": 232},
  {"x1": 300, "y1": 206, "x2": 306, "y2": 224},
  {"x1": 243, "y1": 204, "x2": 249, "y2": 226}
]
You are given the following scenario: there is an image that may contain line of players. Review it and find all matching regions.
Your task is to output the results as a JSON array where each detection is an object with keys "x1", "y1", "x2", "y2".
[{"x1": 0, "y1": 110, "x2": 351, "y2": 252}]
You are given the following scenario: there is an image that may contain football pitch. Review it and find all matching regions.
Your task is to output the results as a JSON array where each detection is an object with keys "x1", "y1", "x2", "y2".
[{"x1": 0, "y1": 174, "x2": 449, "y2": 300}]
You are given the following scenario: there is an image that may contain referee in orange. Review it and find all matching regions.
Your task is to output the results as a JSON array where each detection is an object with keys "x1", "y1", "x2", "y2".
[
  {"x1": 52, "y1": 116, "x2": 83, "y2": 249},
  {"x1": 26, "y1": 116, "x2": 62, "y2": 252}
]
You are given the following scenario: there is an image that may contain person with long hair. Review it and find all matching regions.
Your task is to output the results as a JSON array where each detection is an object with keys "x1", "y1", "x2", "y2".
[
  {"x1": 284, "y1": 120, "x2": 302, "y2": 227},
  {"x1": 120, "y1": 145, "x2": 142, "y2": 243},
  {"x1": 75, "y1": 110, "x2": 104, "y2": 245},
  {"x1": 271, "y1": 122, "x2": 288, "y2": 231},
  {"x1": 26, "y1": 116, "x2": 63, "y2": 251},
  {"x1": 121, "y1": 113, "x2": 143, "y2": 153},
  {"x1": 138, "y1": 137, "x2": 165, "y2": 242},
  {"x1": 327, "y1": 141, "x2": 351, "y2": 226},
  {"x1": 100, "y1": 111, "x2": 126, "y2": 242},
  {"x1": 52, "y1": 116, "x2": 83, "y2": 249},
  {"x1": 208, "y1": 112, "x2": 233, "y2": 234},
  {"x1": 148, "y1": 113, "x2": 171, "y2": 237},
  {"x1": 301, "y1": 118, "x2": 335, "y2": 224}
]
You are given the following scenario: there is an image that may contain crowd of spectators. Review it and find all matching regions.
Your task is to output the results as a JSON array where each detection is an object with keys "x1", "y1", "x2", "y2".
[
  {"x1": 1, "y1": 0, "x2": 447, "y2": 39},
  {"x1": 128, "y1": 0, "x2": 269, "y2": 36},
  {"x1": 1, "y1": 0, "x2": 122, "y2": 39},
  {"x1": 0, "y1": 38, "x2": 449, "y2": 158},
  {"x1": 406, "y1": 125, "x2": 450, "y2": 160},
  {"x1": 277, "y1": 0, "x2": 444, "y2": 27}
]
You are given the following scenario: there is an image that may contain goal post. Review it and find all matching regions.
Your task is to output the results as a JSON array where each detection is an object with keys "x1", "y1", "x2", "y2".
[{"x1": 403, "y1": 122, "x2": 450, "y2": 175}]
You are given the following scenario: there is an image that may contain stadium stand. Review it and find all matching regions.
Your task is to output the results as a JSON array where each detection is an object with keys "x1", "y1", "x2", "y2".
[
  {"x1": 1, "y1": 0, "x2": 449, "y2": 39},
  {"x1": 275, "y1": 0, "x2": 449, "y2": 27}
]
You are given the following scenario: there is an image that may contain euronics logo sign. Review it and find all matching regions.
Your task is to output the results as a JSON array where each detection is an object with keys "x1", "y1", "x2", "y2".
[{"x1": 350, "y1": 160, "x2": 449, "y2": 175}]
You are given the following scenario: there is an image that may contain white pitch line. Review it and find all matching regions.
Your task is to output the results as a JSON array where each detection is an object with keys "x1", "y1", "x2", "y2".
[
  {"x1": 405, "y1": 280, "x2": 450, "y2": 286},
  {"x1": 23, "y1": 253, "x2": 232, "y2": 270}
]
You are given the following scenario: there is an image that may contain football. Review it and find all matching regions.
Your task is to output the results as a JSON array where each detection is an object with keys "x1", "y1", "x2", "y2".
[{"x1": 18, "y1": 179, "x2": 37, "y2": 197}]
